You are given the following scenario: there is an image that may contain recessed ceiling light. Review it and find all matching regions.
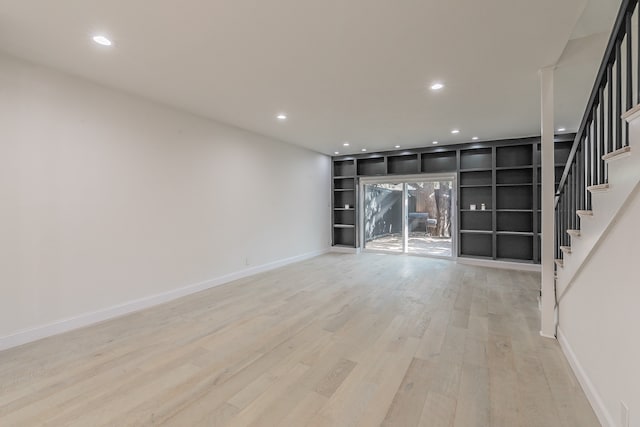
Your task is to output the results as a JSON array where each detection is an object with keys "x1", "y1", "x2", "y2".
[
  {"x1": 343, "y1": 142, "x2": 350, "y2": 146},
  {"x1": 277, "y1": 114, "x2": 287, "y2": 120},
  {"x1": 557, "y1": 127, "x2": 566, "y2": 132},
  {"x1": 334, "y1": 151, "x2": 339, "y2": 155},
  {"x1": 395, "y1": 145, "x2": 400, "y2": 148},
  {"x1": 432, "y1": 141, "x2": 439, "y2": 145},
  {"x1": 361, "y1": 148, "x2": 367, "y2": 152},
  {"x1": 472, "y1": 136, "x2": 479, "y2": 140},
  {"x1": 430, "y1": 82, "x2": 445, "y2": 91},
  {"x1": 451, "y1": 129, "x2": 460, "y2": 134},
  {"x1": 92, "y1": 35, "x2": 112, "y2": 46}
]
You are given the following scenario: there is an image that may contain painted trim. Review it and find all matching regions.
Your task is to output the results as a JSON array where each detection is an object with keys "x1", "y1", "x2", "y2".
[
  {"x1": 0, "y1": 248, "x2": 329, "y2": 352},
  {"x1": 330, "y1": 246, "x2": 361, "y2": 254},
  {"x1": 557, "y1": 328, "x2": 615, "y2": 427},
  {"x1": 539, "y1": 331, "x2": 556, "y2": 339},
  {"x1": 622, "y1": 103, "x2": 640, "y2": 122},
  {"x1": 456, "y1": 257, "x2": 542, "y2": 272}
]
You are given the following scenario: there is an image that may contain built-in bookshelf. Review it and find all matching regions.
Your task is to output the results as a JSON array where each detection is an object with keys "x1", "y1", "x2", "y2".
[
  {"x1": 332, "y1": 160, "x2": 357, "y2": 247},
  {"x1": 330, "y1": 135, "x2": 574, "y2": 264}
]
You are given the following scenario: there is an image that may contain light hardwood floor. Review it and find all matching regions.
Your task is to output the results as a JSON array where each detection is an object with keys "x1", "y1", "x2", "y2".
[{"x1": 0, "y1": 253, "x2": 599, "y2": 426}]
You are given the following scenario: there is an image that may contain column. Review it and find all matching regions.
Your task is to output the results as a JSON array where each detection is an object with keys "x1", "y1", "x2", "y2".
[{"x1": 540, "y1": 66, "x2": 556, "y2": 338}]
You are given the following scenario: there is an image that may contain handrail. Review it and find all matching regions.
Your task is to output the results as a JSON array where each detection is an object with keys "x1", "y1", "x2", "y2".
[
  {"x1": 554, "y1": 0, "x2": 638, "y2": 262},
  {"x1": 555, "y1": 0, "x2": 637, "y2": 204}
]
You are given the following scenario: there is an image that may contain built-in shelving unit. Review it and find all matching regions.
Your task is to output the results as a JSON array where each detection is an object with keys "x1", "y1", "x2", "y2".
[
  {"x1": 332, "y1": 160, "x2": 357, "y2": 247},
  {"x1": 458, "y1": 146, "x2": 495, "y2": 259},
  {"x1": 330, "y1": 135, "x2": 575, "y2": 263}
]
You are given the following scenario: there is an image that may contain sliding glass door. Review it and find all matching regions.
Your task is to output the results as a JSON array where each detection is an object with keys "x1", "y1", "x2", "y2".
[
  {"x1": 407, "y1": 181, "x2": 453, "y2": 257},
  {"x1": 362, "y1": 176, "x2": 455, "y2": 258},
  {"x1": 363, "y1": 183, "x2": 404, "y2": 253}
]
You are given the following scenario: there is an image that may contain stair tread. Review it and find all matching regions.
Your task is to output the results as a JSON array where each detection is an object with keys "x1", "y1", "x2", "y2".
[
  {"x1": 602, "y1": 146, "x2": 631, "y2": 161},
  {"x1": 576, "y1": 210, "x2": 593, "y2": 216},
  {"x1": 567, "y1": 229, "x2": 581, "y2": 237},
  {"x1": 555, "y1": 259, "x2": 564, "y2": 268},
  {"x1": 559, "y1": 246, "x2": 572, "y2": 254},
  {"x1": 587, "y1": 183, "x2": 610, "y2": 192}
]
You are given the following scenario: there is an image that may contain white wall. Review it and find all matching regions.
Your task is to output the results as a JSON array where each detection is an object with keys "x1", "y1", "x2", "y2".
[
  {"x1": 558, "y1": 184, "x2": 640, "y2": 427},
  {"x1": 0, "y1": 53, "x2": 331, "y2": 347}
]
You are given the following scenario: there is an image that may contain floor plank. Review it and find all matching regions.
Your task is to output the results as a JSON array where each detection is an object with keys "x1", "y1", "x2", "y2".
[{"x1": 0, "y1": 253, "x2": 600, "y2": 426}]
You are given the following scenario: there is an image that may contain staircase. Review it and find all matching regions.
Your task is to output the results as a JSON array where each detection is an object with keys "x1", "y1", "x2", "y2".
[
  {"x1": 555, "y1": 110, "x2": 640, "y2": 300},
  {"x1": 549, "y1": 2, "x2": 640, "y2": 425},
  {"x1": 552, "y1": 0, "x2": 640, "y2": 304}
]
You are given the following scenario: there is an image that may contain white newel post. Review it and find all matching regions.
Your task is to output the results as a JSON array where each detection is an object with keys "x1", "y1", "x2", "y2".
[{"x1": 540, "y1": 66, "x2": 556, "y2": 338}]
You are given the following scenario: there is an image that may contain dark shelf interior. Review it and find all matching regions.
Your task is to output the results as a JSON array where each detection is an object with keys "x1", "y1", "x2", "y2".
[
  {"x1": 497, "y1": 211, "x2": 533, "y2": 233},
  {"x1": 460, "y1": 148, "x2": 492, "y2": 170},
  {"x1": 496, "y1": 234, "x2": 534, "y2": 260},
  {"x1": 460, "y1": 186, "x2": 492, "y2": 210},
  {"x1": 461, "y1": 210, "x2": 492, "y2": 231},
  {"x1": 334, "y1": 209, "x2": 355, "y2": 226},
  {"x1": 421, "y1": 151, "x2": 457, "y2": 173},
  {"x1": 497, "y1": 168, "x2": 532, "y2": 185},
  {"x1": 460, "y1": 170, "x2": 492, "y2": 186},
  {"x1": 496, "y1": 144, "x2": 533, "y2": 168},
  {"x1": 460, "y1": 233, "x2": 493, "y2": 258},
  {"x1": 333, "y1": 227, "x2": 355, "y2": 247},
  {"x1": 333, "y1": 177, "x2": 355, "y2": 190},
  {"x1": 388, "y1": 154, "x2": 418, "y2": 174},
  {"x1": 334, "y1": 191, "x2": 355, "y2": 208},
  {"x1": 334, "y1": 160, "x2": 355, "y2": 176},
  {"x1": 496, "y1": 186, "x2": 533, "y2": 210},
  {"x1": 357, "y1": 157, "x2": 386, "y2": 176}
]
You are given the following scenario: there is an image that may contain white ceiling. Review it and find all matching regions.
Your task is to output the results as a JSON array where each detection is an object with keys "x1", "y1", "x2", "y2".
[{"x1": 0, "y1": 0, "x2": 618, "y2": 155}]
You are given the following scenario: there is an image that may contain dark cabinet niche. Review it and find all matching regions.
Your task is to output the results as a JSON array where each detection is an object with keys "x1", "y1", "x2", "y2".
[
  {"x1": 461, "y1": 211, "x2": 492, "y2": 231},
  {"x1": 334, "y1": 191, "x2": 355, "y2": 209},
  {"x1": 334, "y1": 160, "x2": 355, "y2": 176},
  {"x1": 460, "y1": 233, "x2": 493, "y2": 258},
  {"x1": 497, "y1": 235, "x2": 534, "y2": 260},
  {"x1": 357, "y1": 157, "x2": 386, "y2": 176},
  {"x1": 334, "y1": 210, "x2": 355, "y2": 226},
  {"x1": 334, "y1": 227, "x2": 355, "y2": 246},
  {"x1": 496, "y1": 186, "x2": 533, "y2": 210},
  {"x1": 460, "y1": 148, "x2": 492, "y2": 170},
  {"x1": 496, "y1": 145, "x2": 533, "y2": 167},
  {"x1": 460, "y1": 170, "x2": 492, "y2": 186},
  {"x1": 388, "y1": 154, "x2": 418, "y2": 174},
  {"x1": 497, "y1": 169, "x2": 532, "y2": 185},
  {"x1": 421, "y1": 151, "x2": 456, "y2": 173},
  {"x1": 497, "y1": 211, "x2": 533, "y2": 233},
  {"x1": 334, "y1": 177, "x2": 355, "y2": 189},
  {"x1": 461, "y1": 187, "x2": 492, "y2": 210}
]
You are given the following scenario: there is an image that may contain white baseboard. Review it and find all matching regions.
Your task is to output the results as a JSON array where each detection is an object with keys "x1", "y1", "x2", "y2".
[
  {"x1": 557, "y1": 328, "x2": 615, "y2": 427},
  {"x1": 456, "y1": 257, "x2": 542, "y2": 272},
  {"x1": 0, "y1": 248, "x2": 329, "y2": 352}
]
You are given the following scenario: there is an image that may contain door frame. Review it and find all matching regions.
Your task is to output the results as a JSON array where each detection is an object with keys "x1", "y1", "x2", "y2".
[{"x1": 359, "y1": 173, "x2": 457, "y2": 259}]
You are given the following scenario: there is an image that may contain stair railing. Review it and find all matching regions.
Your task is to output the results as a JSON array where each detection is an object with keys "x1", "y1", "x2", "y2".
[{"x1": 555, "y1": 0, "x2": 638, "y2": 262}]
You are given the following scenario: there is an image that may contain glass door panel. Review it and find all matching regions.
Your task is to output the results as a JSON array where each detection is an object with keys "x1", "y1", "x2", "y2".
[
  {"x1": 363, "y1": 183, "x2": 404, "y2": 253},
  {"x1": 407, "y1": 181, "x2": 453, "y2": 257}
]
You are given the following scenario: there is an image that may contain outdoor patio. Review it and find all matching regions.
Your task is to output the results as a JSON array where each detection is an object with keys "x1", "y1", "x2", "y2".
[{"x1": 364, "y1": 233, "x2": 452, "y2": 257}]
